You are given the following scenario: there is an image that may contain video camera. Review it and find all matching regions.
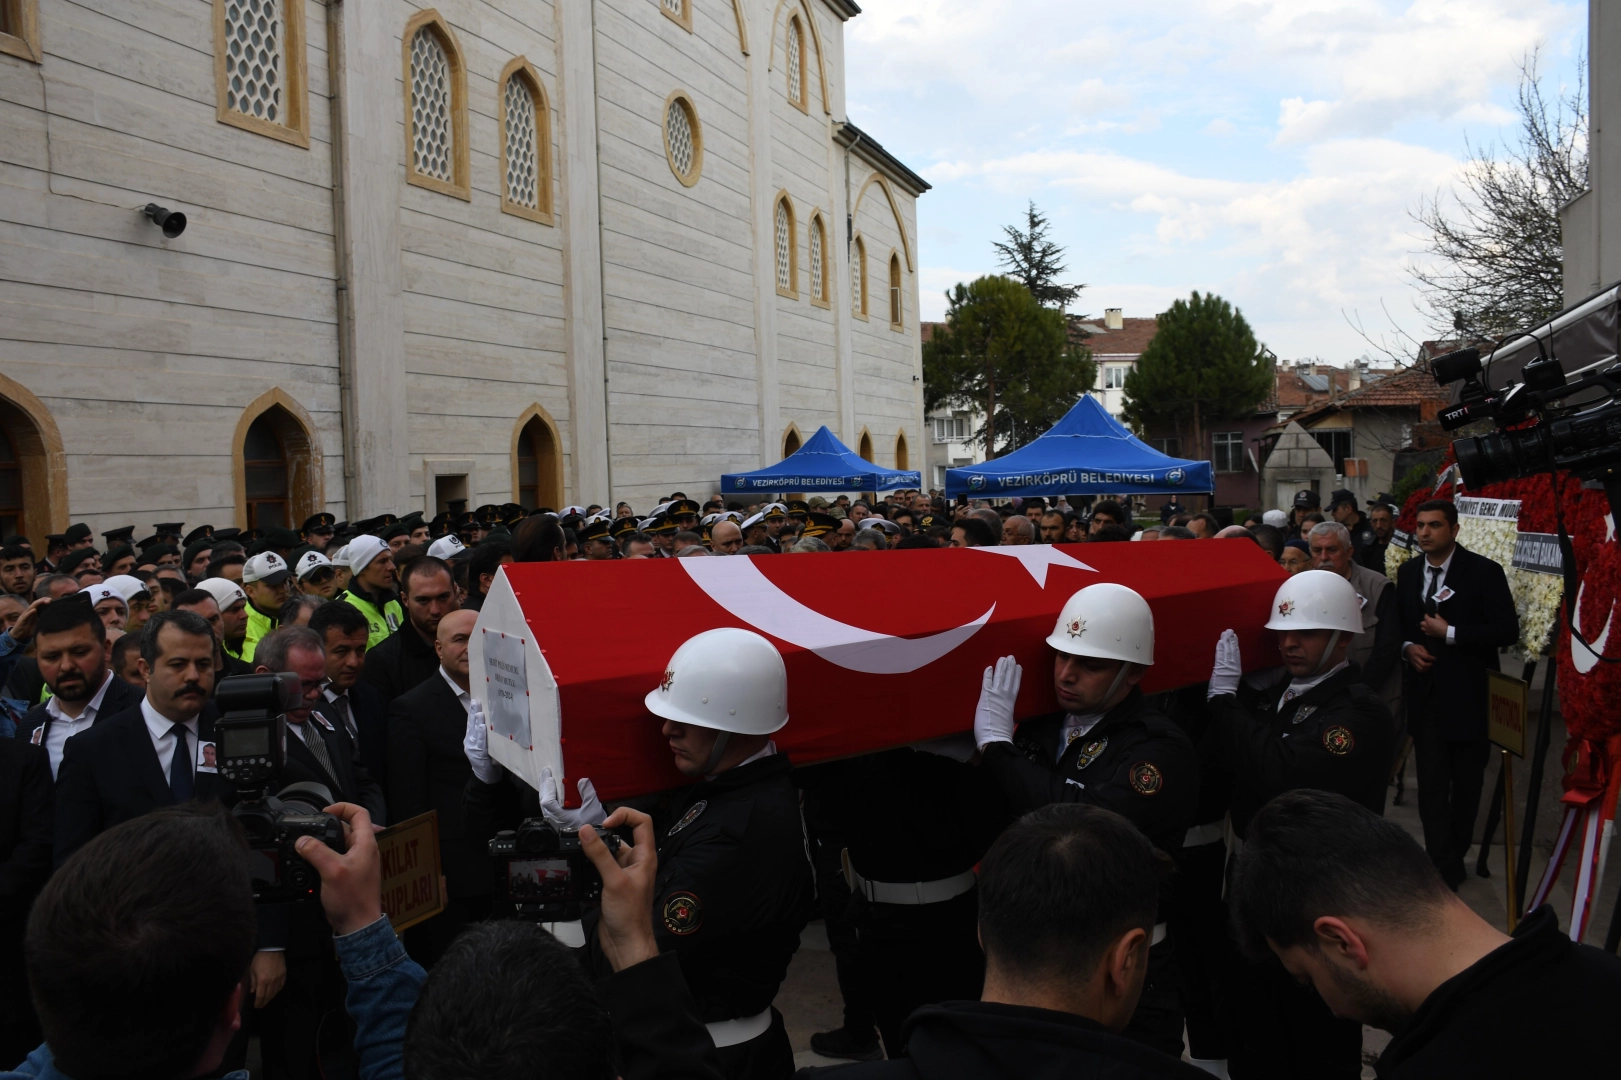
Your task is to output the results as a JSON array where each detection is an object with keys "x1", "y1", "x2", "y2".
[
  {"x1": 1430, "y1": 345, "x2": 1621, "y2": 511},
  {"x1": 216, "y1": 673, "x2": 345, "y2": 904},
  {"x1": 490, "y1": 819, "x2": 622, "y2": 923}
]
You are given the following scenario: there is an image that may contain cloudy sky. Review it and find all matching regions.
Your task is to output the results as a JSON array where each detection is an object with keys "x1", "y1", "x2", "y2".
[{"x1": 843, "y1": 0, "x2": 1587, "y2": 362}]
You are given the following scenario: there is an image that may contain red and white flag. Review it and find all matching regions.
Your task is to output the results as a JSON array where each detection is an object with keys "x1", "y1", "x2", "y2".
[{"x1": 471, "y1": 542, "x2": 1285, "y2": 801}]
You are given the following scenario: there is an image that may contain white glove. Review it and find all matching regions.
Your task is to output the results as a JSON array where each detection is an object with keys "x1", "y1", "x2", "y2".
[
  {"x1": 1208, "y1": 629, "x2": 1242, "y2": 699},
  {"x1": 463, "y1": 700, "x2": 501, "y2": 784},
  {"x1": 973, "y1": 655, "x2": 1023, "y2": 750},
  {"x1": 539, "y1": 766, "x2": 607, "y2": 829}
]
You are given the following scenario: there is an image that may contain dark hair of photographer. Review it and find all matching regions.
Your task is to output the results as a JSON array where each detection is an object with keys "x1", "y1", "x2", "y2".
[
  {"x1": 403, "y1": 922, "x2": 614, "y2": 1080},
  {"x1": 510, "y1": 517, "x2": 565, "y2": 563},
  {"x1": 978, "y1": 803, "x2": 1163, "y2": 1007},
  {"x1": 25, "y1": 803, "x2": 256, "y2": 1080},
  {"x1": 35, "y1": 591, "x2": 105, "y2": 643}
]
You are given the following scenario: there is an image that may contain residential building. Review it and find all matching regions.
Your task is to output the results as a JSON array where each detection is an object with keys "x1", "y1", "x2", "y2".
[
  {"x1": 0, "y1": 0, "x2": 926, "y2": 544},
  {"x1": 1073, "y1": 308, "x2": 1160, "y2": 420}
]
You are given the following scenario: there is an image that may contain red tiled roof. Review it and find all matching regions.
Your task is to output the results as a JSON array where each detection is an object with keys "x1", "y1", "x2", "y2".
[
  {"x1": 1286, "y1": 365, "x2": 1452, "y2": 427},
  {"x1": 1072, "y1": 316, "x2": 1159, "y2": 357}
]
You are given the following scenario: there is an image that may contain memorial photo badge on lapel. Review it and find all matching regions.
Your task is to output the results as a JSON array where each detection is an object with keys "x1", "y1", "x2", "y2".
[{"x1": 196, "y1": 741, "x2": 219, "y2": 774}]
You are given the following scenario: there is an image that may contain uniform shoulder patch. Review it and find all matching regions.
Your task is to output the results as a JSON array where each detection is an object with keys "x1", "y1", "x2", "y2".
[
  {"x1": 1323, "y1": 726, "x2": 1355, "y2": 756},
  {"x1": 668, "y1": 799, "x2": 707, "y2": 836},
  {"x1": 662, "y1": 891, "x2": 703, "y2": 935},
  {"x1": 1291, "y1": 704, "x2": 1317, "y2": 725},
  {"x1": 1128, "y1": 761, "x2": 1163, "y2": 795}
]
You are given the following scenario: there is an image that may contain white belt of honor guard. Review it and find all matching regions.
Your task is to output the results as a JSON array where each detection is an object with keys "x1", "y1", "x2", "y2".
[
  {"x1": 706, "y1": 1009, "x2": 772, "y2": 1048},
  {"x1": 846, "y1": 860, "x2": 978, "y2": 906}
]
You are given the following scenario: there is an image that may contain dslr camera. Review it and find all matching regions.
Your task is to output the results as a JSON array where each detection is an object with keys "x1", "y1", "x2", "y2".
[
  {"x1": 490, "y1": 819, "x2": 621, "y2": 922},
  {"x1": 1432, "y1": 344, "x2": 1621, "y2": 513},
  {"x1": 216, "y1": 673, "x2": 346, "y2": 904}
]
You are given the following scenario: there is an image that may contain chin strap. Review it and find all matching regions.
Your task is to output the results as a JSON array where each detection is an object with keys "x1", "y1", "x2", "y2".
[
  {"x1": 702, "y1": 731, "x2": 732, "y2": 776},
  {"x1": 1309, "y1": 631, "x2": 1343, "y2": 677},
  {"x1": 1102, "y1": 663, "x2": 1135, "y2": 711}
]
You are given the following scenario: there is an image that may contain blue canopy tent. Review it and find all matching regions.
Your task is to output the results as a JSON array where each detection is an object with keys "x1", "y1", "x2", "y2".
[
  {"x1": 721, "y1": 425, "x2": 922, "y2": 494},
  {"x1": 945, "y1": 395, "x2": 1212, "y2": 498}
]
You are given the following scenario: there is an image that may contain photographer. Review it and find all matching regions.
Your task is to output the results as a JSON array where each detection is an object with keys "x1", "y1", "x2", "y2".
[{"x1": 6, "y1": 800, "x2": 422, "y2": 1080}]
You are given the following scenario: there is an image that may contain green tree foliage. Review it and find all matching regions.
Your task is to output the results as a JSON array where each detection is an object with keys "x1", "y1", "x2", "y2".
[
  {"x1": 993, "y1": 202, "x2": 1085, "y2": 311},
  {"x1": 1121, "y1": 292, "x2": 1273, "y2": 458},
  {"x1": 924, "y1": 276, "x2": 1096, "y2": 457}
]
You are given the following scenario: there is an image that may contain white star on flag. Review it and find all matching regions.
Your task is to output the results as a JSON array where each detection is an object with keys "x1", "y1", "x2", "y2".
[{"x1": 968, "y1": 545, "x2": 1095, "y2": 587}]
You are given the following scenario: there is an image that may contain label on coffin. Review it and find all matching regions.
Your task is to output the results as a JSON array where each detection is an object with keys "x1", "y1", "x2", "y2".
[{"x1": 483, "y1": 629, "x2": 532, "y2": 749}]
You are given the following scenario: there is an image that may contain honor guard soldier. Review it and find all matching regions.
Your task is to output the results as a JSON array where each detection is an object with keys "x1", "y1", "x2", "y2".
[
  {"x1": 645, "y1": 515, "x2": 678, "y2": 556},
  {"x1": 578, "y1": 517, "x2": 616, "y2": 560},
  {"x1": 609, "y1": 515, "x2": 640, "y2": 549},
  {"x1": 465, "y1": 629, "x2": 814, "y2": 1080},
  {"x1": 739, "y1": 512, "x2": 771, "y2": 550},
  {"x1": 973, "y1": 582, "x2": 1199, "y2": 1057},
  {"x1": 1204, "y1": 569, "x2": 1394, "y2": 1080},
  {"x1": 785, "y1": 499, "x2": 811, "y2": 525},
  {"x1": 669, "y1": 498, "x2": 702, "y2": 531},
  {"x1": 761, "y1": 503, "x2": 789, "y2": 543}
]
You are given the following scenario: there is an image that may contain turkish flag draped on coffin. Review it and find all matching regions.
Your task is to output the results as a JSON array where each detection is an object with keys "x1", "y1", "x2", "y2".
[{"x1": 469, "y1": 542, "x2": 1286, "y2": 802}]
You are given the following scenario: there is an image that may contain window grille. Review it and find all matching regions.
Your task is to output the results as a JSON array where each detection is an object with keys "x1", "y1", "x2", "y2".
[
  {"x1": 410, "y1": 28, "x2": 454, "y2": 183},
  {"x1": 503, "y1": 77, "x2": 539, "y2": 210},
  {"x1": 661, "y1": 0, "x2": 684, "y2": 15},
  {"x1": 774, "y1": 200, "x2": 794, "y2": 294},
  {"x1": 852, "y1": 239, "x2": 865, "y2": 316},
  {"x1": 809, "y1": 217, "x2": 824, "y2": 302},
  {"x1": 889, "y1": 254, "x2": 902, "y2": 327},
  {"x1": 787, "y1": 18, "x2": 804, "y2": 107},
  {"x1": 664, "y1": 93, "x2": 701, "y2": 185},
  {"x1": 223, "y1": 0, "x2": 285, "y2": 124}
]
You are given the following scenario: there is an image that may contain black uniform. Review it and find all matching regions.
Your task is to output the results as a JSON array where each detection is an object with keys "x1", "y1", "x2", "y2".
[
  {"x1": 1343, "y1": 512, "x2": 1380, "y2": 560},
  {"x1": 980, "y1": 688, "x2": 1199, "y2": 1058},
  {"x1": 1206, "y1": 664, "x2": 1393, "y2": 1080},
  {"x1": 588, "y1": 752, "x2": 814, "y2": 1080},
  {"x1": 799, "y1": 747, "x2": 1010, "y2": 1056}
]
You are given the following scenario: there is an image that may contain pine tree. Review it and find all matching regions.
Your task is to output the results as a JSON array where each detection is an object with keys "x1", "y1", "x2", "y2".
[
  {"x1": 1121, "y1": 292, "x2": 1273, "y2": 458},
  {"x1": 993, "y1": 202, "x2": 1084, "y2": 311}
]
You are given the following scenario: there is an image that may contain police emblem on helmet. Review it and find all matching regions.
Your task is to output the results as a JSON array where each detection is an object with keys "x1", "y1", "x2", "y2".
[
  {"x1": 1322, "y1": 726, "x2": 1355, "y2": 756},
  {"x1": 1277, "y1": 599, "x2": 1295, "y2": 617},
  {"x1": 662, "y1": 892, "x2": 703, "y2": 935},
  {"x1": 660, "y1": 669, "x2": 675, "y2": 692},
  {"x1": 1066, "y1": 617, "x2": 1086, "y2": 638},
  {"x1": 1129, "y1": 761, "x2": 1163, "y2": 795}
]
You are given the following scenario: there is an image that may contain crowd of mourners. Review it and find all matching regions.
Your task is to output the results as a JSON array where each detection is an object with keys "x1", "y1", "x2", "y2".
[{"x1": 0, "y1": 483, "x2": 1617, "y2": 1080}]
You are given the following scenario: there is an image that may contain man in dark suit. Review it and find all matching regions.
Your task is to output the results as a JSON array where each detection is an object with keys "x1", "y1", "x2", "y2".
[
  {"x1": 251, "y1": 624, "x2": 386, "y2": 1079},
  {"x1": 15, "y1": 594, "x2": 141, "y2": 779},
  {"x1": 309, "y1": 601, "x2": 390, "y2": 785},
  {"x1": 361, "y1": 555, "x2": 458, "y2": 707},
  {"x1": 51, "y1": 610, "x2": 291, "y2": 1016},
  {"x1": 1397, "y1": 498, "x2": 1519, "y2": 888},
  {"x1": 387, "y1": 608, "x2": 489, "y2": 966}
]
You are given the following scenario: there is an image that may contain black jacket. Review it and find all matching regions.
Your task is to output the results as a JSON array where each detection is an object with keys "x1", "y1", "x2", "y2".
[
  {"x1": 53, "y1": 702, "x2": 228, "y2": 866},
  {"x1": 1207, "y1": 665, "x2": 1392, "y2": 838},
  {"x1": 590, "y1": 753, "x2": 815, "y2": 1024},
  {"x1": 0, "y1": 737, "x2": 52, "y2": 926},
  {"x1": 1396, "y1": 543, "x2": 1519, "y2": 740},
  {"x1": 290, "y1": 706, "x2": 387, "y2": 824},
  {"x1": 324, "y1": 681, "x2": 390, "y2": 784},
  {"x1": 1376, "y1": 905, "x2": 1621, "y2": 1078},
  {"x1": 386, "y1": 671, "x2": 489, "y2": 899},
  {"x1": 799, "y1": 1000, "x2": 1210, "y2": 1080},
  {"x1": 361, "y1": 621, "x2": 440, "y2": 707},
  {"x1": 604, "y1": 951, "x2": 725, "y2": 1080},
  {"x1": 981, "y1": 688, "x2": 1199, "y2": 856},
  {"x1": 15, "y1": 675, "x2": 142, "y2": 747}
]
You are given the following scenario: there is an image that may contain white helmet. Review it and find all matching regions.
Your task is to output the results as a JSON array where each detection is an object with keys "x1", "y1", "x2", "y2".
[
  {"x1": 1046, "y1": 582, "x2": 1155, "y2": 666},
  {"x1": 644, "y1": 628, "x2": 789, "y2": 735},
  {"x1": 1265, "y1": 570, "x2": 1362, "y2": 633}
]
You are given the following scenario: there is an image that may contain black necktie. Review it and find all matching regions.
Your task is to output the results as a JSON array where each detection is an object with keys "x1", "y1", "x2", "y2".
[
  {"x1": 1425, "y1": 566, "x2": 1442, "y2": 605},
  {"x1": 169, "y1": 723, "x2": 194, "y2": 802},
  {"x1": 302, "y1": 722, "x2": 338, "y2": 785},
  {"x1": 329, "y1": 694, "x2": 357, "y2": 742}
]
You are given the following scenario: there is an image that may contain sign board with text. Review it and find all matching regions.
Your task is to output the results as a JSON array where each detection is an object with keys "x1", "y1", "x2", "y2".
[
  {"x1": 1487, "y1": 671, "x2": 1529, "y2": 757},
  {"x1": 378, "y1": 811, "x2": 444, "y2": 932}
]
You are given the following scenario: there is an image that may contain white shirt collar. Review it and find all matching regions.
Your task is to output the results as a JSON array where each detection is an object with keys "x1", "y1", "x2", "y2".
[
  {"x1": 1423, "y1": 545, "x2": 1456, "y2": 575},
  {"x1": 705, "y1": 739, "x2": 778, "y2": 780},
  {"x1": 1284, "y1": 660, "x2": 1351, "y2": 700},
  {"x1": 140, "y1": 696, "x2": 199, "y2": 742},
  {"x1": 45, "y1": 669, "x2": 114, "y2": 723},
  {"x1": 439, "y1": 666, "x2": 471, "y2": 703}
]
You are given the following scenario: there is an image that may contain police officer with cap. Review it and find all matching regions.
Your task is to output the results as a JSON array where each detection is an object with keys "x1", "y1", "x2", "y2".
[
  {"x1": 239, "y1": 551, "x2": 291, "y2": 661},
  {"x1": 301, "y1": 513, "x2": 337, "y2": 552},
  {"x1": 973, "y1": 583, "x2": 1198, "y2": 1056},
  {"x1": 1289, "y1": 488, "x2": 1320, "y2": 533},
  {"x1": 578, "y1": 517, "x2": 616, "y2": 560},
  {"x1": 1204, "y1": 569, "x2": 1393, "y2": 1080},
  {"x1": 1325, "y1": 489, "x2": 1379, "y2": 559}
]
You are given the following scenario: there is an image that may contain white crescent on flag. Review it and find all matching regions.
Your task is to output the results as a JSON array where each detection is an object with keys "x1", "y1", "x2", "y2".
[{"x1": 677, "y1": 555, "x2": 996, "y2": 674}]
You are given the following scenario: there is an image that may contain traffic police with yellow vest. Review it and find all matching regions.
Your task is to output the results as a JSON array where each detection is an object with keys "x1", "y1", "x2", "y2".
[{"x1": 337, "y1": 535, "x2": 403, "y2": 649}]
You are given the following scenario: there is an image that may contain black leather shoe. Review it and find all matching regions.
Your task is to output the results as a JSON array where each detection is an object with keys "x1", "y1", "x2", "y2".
[{"x1": 810, "y1": 1026, "x2": 884, "y2": 1061}]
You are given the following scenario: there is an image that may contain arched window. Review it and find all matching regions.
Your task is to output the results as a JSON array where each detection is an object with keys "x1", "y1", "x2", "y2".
[
  {"x1": 783, "y1": 426, "x2": 801, "y2": 458},
  {"x1": 0, "y1": 424, "x2": 20, "y2": 539},
  {"x1": 858, "y1": 430, "x2": 873, "y2": 462},
  {"x1": 889, "y1": 252, "x2": 903, "y2": 329},
  {"x1": 514, "y1": 409, "x2": 562, "y2": 510},
  {"x1": 851, "y1": 236, "x2": 867, "y2": 319},
  {"x1": 499, "y1": 59, "x2": 554, "y2": 225},
  {"x1": 808, "y1": 212, "x2": 828, "y2": 306},
  {"x1": 214, "y1": 0, "x2": 309, "y2": 146},
  {"x1": 233, "y1": 392, "x2": 322, "y2": 532},
  {"x1": 786, "y1": 15, "x2": 807, "y2": 111},
  {"x1": 658, "y1": 0, "x2": 692, "y2": 32},
  {"x1": 774, "y1": 193, "x2": 797, "y2": 299},
  {"x1": 895, "y1": 431, "x2": 909, "y2": 471},
  {"x1": 404, "y1": 10, "x2": 470, "y2": 200},
  {"x1": 243, "y1": 414, "x2": 290, "y2": 530}
]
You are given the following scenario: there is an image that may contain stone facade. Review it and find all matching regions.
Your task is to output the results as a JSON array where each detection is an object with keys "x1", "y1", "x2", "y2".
[
  {"x1": 1259, "y1": 422, "x2": 1337, "y2": 513},
  {"x1": 0, "y1": 0, "x2": 925, "y2": 545}
]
